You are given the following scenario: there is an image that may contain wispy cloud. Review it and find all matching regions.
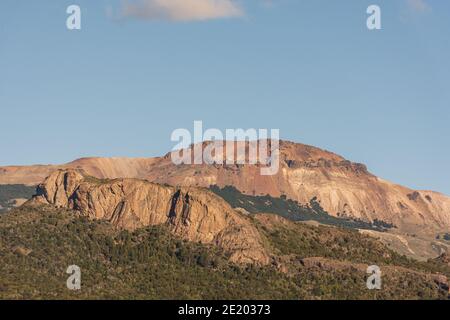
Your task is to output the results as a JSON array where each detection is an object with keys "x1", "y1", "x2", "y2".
[
  {"x1": 406, "y1": 0, "x2": 432, "y2": 13},
  {"x1": 121, "y1": 0, "x2": 244, "y2": 22}
]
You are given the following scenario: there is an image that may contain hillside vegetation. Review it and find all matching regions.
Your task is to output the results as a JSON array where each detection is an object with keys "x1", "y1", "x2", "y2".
[
  {"x1": 0, "y1": 185, "x2": 36, "y2": 213},
  {"x1": 0, "y1": 205, "x2": 449, "y2": 300},
  {"x1": 210, "y1": 185, "x2": 395, "y2": 231}
]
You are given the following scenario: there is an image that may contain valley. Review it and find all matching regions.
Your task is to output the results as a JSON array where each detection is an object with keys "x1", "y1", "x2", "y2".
[{"x1": 1, "y1": 141, "x2": 450, "y2": 299}]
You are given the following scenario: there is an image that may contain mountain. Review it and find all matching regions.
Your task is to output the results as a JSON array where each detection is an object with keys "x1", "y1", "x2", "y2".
[
  {"x1": 0, "y1": 157, "x2": 157, "y2": 185},
  {"x1": 2, "y1": 168, "x2": 450, "y2": 299},
  {"x1": 2, "y1": 140, "x2": 450, "y2": 234},
  {"x1": 2, "y1": 190, "x2": 450, "y2": 299}
]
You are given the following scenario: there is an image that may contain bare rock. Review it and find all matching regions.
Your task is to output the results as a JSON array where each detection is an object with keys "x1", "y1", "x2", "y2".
[
  {"x1": 32, "y1": 169, "x2": 270, "y2": 265},
  {"x1": 13, "y1": 246, "x2": 32, "y2": 256},
  {"x1": 4, "y1": 140, "x2": 450, "y2": 233}
]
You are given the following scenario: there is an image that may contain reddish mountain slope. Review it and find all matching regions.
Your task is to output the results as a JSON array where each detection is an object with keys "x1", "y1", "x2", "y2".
[{"x1": 2, "y1": 140, "x2": 450, "y2": 231}]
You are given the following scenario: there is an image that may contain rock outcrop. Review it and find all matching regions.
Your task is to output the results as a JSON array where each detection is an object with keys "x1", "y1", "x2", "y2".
[
  {"x1": 144, "y1": 141, "x2": 450, "y2": 232},
  {"x1": 3, "y1": 140, "x2": 450, "y2": 232},
  {"x1": 32, "y1": 169, "x2": 270, "y2": 265}
]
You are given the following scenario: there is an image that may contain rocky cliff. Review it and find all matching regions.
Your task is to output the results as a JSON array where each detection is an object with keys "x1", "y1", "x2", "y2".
[
  {"x1": 3, "y1": 140, "x2": 450, "y2": 232},
  {"x1": 32, "y1": 169, "x2": 270, "y2": 265},
  {"x1": 144, "y1": 141, "x2": 450, "y2": 232}
]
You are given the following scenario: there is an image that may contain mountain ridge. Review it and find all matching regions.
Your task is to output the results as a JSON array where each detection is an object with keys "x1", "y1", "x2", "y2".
[{"x1": 1, "y1": 140, "x2": 450, "y2": 233}]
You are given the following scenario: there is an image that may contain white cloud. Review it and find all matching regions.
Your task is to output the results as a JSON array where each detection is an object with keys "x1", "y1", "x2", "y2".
[
  {"x1": 406, "y1": 0, "x2": 432, "y2": 13},
  {"x1": 122, "y1": 0, "x2": 244, "y2": 22}
]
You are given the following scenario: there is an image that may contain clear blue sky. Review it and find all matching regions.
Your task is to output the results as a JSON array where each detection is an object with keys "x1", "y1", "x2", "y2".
[{"x1": 0, "y1": 0, "x2": 449, "y2": 194}]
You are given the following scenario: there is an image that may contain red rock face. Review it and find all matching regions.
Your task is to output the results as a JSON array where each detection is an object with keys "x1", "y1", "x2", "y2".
[
  {"x1": 143, "y1": 141, "x2": 450, "y2": 232},
  {"x1": 3, "y1": 140, "x2": 450, "y2": 232}
]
